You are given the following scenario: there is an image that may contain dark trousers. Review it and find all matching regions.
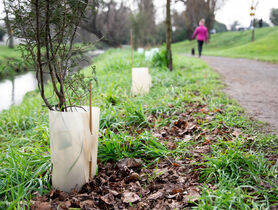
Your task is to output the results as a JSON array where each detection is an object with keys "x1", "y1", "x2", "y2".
[{"x1": 198, "y1": 40, "x2": 204, "y2": 57}]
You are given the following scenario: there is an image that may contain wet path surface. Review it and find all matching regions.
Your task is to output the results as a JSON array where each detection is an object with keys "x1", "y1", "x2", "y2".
[{"x1": 202, "y1": 56, "x2": 278, "y2": 132}]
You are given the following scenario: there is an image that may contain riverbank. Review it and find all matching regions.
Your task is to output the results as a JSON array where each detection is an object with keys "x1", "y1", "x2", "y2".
[
  {"x1": 0, "y1": 44, "x2": 99, "y2": 78},
  {"x1": 0, "y1": 49, "x2": 277, "y2": 209},
  {"x1": 0, "y1": 46, "x2": 28, "y2": 78},
  {"x1": 0, "y1": 49, "x2": 104, "y2": 112}
]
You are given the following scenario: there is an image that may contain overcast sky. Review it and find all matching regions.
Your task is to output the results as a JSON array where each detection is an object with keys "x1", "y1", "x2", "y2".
[
  {"x1": 1, "y1": 0, "x2": 278, "y2": 28},
  {"x1": 216, "y1": 0, "x2": 278, "y2": 28},
  {"x1": 154, "y1": 0, "x2": 278, "y2": 28},
  {"x1": 146, "y1": 0, "x2": 278, "y2": 28}
]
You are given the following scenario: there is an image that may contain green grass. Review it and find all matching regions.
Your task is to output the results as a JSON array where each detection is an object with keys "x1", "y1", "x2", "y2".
[
  {"x1": 173, "y1": 26, "x2": 278, "y2": 62},
  {"x1": 0, "y1": 46, "x2": 28, "y2": 78},
  {"x1": 0, "y1": 48, "x2": 277, "y2": 209},
  {"x1": 0, "y1": 46, "x2": 22, "y2": 58}
]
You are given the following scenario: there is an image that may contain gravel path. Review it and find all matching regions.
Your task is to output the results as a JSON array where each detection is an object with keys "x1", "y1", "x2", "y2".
[{"x1": 202, "y1": 56, "x2": 278, "y2": 133}]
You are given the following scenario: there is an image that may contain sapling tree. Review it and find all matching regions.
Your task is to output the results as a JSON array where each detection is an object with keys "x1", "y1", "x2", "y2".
[{"x1": 7, "y1": 0, "x2": 96, "y2": 111}]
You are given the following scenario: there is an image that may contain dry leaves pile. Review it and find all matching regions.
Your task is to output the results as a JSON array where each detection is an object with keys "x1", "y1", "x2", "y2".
[
  {"x1": 32, "y1": 158, "x2": 202, "y2": 209},
  {"x1": 33, "y1": 102, "x2": 249, "y2": 209}
]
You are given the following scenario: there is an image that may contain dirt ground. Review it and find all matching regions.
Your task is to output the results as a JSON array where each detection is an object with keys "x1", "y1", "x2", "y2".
[{"x1": 202, "y1": 56, "x2": 278, "y2": 133}]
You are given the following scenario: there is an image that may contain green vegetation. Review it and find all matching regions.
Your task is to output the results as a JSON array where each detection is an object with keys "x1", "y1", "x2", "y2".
[
  {"x1": 151, "y1": 45, "x2": 168, "y2": 68},
  {"x1": 0, "y1": 27, "x2": 5, "y2": 41},
  {"x1": 0, "y1": 46, "x2": 28, "y2": 78},
  {"x1": 173, "y1": 26, "x2": 278, "y2": 63},
  {"x1": 0, "y1": 48, "x2": 277, "y2": 209},
  {"x1": 214, "y1": 21, "x2": 228, "y2": 33},
  {"x1": 0, "y1": 44, "x2": 96, "y2": 79},
  {"x1": 270, "y1": 8, "x2": 278, "y2": 26}
]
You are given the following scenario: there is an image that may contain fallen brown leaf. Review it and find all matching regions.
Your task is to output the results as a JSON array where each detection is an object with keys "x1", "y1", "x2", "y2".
[
  {"x1": 171, "y1": 188, "x2": 183, "y2": 195},
  {"x1": 100, "y1": 193, "x2": 115, "y2": 205},
  {"x1": 148, "y1": 191, "x2": 164, "y2": 200},
  {"x1": 122, "y1": 192, "x2": 141, "y2": 203},
  {"x1": 32, "y1": 202, "x2": 51, "y2": 210},
  {"x1": 232, "y1": 129, "x2": 241, "y2": 138},
  {"x1": 172, "y1": 162, "x2": 180, "y2": 167},
  {"x1": 186, "y1": 187, "x2": 201, "y2": 202}
]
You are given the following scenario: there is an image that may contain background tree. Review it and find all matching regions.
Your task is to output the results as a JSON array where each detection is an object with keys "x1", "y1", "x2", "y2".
[
  {"x1": 172, "y1": 10, "x2": 187, "y2": 43},
  {"x1": 130, "y1": 0, "x2": 156, "y2": 48},
  {"x1": 270, "y1": 8, "x2": 278, "y2": 25},
  {"x1": 166, "y1": 0, "x2": 173, "y2": 71},
  {"x1": 96, "y1": 2, "x2": 131, "y2": 45},
  {"x1": 183, "y1": 0, "x2": 205, "y2": 38},
  {"x1": 230, "y1": 20, "x2": 240, "y2": 31},
  {"x1": 214, "y1": 21, "x2": 227, "y2": 33},
  {"x1": 252, "y1": 18, "x2": 270, "y2": 28},
  {"x1": 3, "y1": 0, "x2": 14, "y2": 48},
  {"x1": 179, "y1": 0, "x2": 226, "y2": 39},
  {"x1": 0, "y1": 26, "x2": 5, "y2": 41},
  {"x1": 80, "y1": 0, "x2": 131, "y2": 47}
]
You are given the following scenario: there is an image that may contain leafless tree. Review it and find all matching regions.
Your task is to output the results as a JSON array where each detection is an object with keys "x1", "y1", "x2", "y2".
[
  {"x1": 178, "y1": 0, "x2": 226, "y2": 39},
  {"x1": 130, "y1": 0, "x2": 156, "y2": 48},
  {"x1": 3, "y1": 0, "x2": 14, "y2": 48},
  {"x1": 80, "y1": 0, "x2": 131, "y2": 47},
  {"x1": 230, "y1": 20, "x2": 240, "y2": 31},
  {"x1": 172, "y1": 10, "x2": 187, "y2": 42}
]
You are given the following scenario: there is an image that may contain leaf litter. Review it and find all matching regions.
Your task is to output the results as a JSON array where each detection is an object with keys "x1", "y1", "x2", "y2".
[
  {"x1": 33, "y1": 158, "x2": 202, "y2": 209},
  {"x1": 32, "y1": 101, "x2": 265, "y2": 209}
]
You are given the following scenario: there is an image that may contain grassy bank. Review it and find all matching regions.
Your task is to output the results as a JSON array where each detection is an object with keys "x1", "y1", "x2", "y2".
[
  {"x1": 173, "y1": 26, "x2": 278, "y2": 63},
  {"x1": 0, "y1": 49, "x2": 277, "y2": 209},
  {"x1": 0, "y1": 46, "x2": 29, "y2": 78},
  {"x1": 0, "y1": 44, "x2": 97, "y2": 79}
]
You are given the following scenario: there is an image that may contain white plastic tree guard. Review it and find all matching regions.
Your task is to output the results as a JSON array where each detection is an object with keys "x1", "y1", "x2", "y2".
[
  {"x1": 49, "y1": 107, "x2": 100, "y2": 192},
  {"x1": 137, "y1": 48, "x2": 144, "y2": 54},
  {"x1": 131, "y1": 67, "x2": 152, "y2": 96},
  {"x1": 144, "y1": 48, "x2": 159, "y2": 61}
]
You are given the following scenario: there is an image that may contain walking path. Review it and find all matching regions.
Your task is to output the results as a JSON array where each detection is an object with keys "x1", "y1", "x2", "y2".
[{"x1": 202, "y1": 56, "x2": 278, "y2": 133}]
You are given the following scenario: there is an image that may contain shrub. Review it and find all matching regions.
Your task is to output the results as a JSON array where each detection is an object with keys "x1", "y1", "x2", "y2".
[
  {"x1": 0, "y1": 27, "x2": 5, "y2": 41},
  {"x1": 151, "y1": 44, "x2": 168, "y2": 68}
]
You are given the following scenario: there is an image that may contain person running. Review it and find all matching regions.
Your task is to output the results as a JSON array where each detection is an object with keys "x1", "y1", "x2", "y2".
[{"x1": 192, "y1": 19, "x2": 209, "y2": 57}]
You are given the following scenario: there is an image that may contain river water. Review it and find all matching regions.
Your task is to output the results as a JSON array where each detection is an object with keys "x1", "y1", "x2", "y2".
[
  {"x1": 0, "y1": 50, "x2": 104, "y2": 112},
  {"x1": 0, "y1": 72, "x2": 37, "y2": 111}
]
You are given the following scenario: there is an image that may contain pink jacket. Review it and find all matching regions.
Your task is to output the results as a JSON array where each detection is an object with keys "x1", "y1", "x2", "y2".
[{"x1": 192, "y1": 26, "x2": 209, "y2": 41}]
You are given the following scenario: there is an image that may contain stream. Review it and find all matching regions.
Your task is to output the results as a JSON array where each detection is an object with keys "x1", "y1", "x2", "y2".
[{"x1": 0, "y1": 50, "x2": 104, "y2": 112}]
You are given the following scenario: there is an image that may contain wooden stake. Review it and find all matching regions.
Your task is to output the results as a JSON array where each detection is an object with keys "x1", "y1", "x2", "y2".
[
  {"x1": 89, "y1": 83, "x2": 92, "y2": 134},
  {"x1": 130, "y1": 29, "x2": 133, "y2": 68},
  {"x1": 89, "y1": 82, "x2": 92, "y2": 178}
]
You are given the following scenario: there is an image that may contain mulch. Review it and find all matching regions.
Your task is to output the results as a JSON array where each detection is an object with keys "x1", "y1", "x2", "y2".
[{"x1": 32, "y1": 157, "x2": 205, "y2": 209}]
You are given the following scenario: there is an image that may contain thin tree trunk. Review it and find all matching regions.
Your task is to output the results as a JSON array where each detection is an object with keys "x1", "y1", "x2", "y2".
[
  {"x1": 166, "y1": 0, "x2": 173, "y2": 71},
  {"x1": 251, "y1": 19, "x2": 255, "y2": 42},
  {"x1": 251, "y1": 28, "x2": 255, "y2": 42},
  {"x1": 3, "y1": 0, "x2": 14, "y2": 48}
]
